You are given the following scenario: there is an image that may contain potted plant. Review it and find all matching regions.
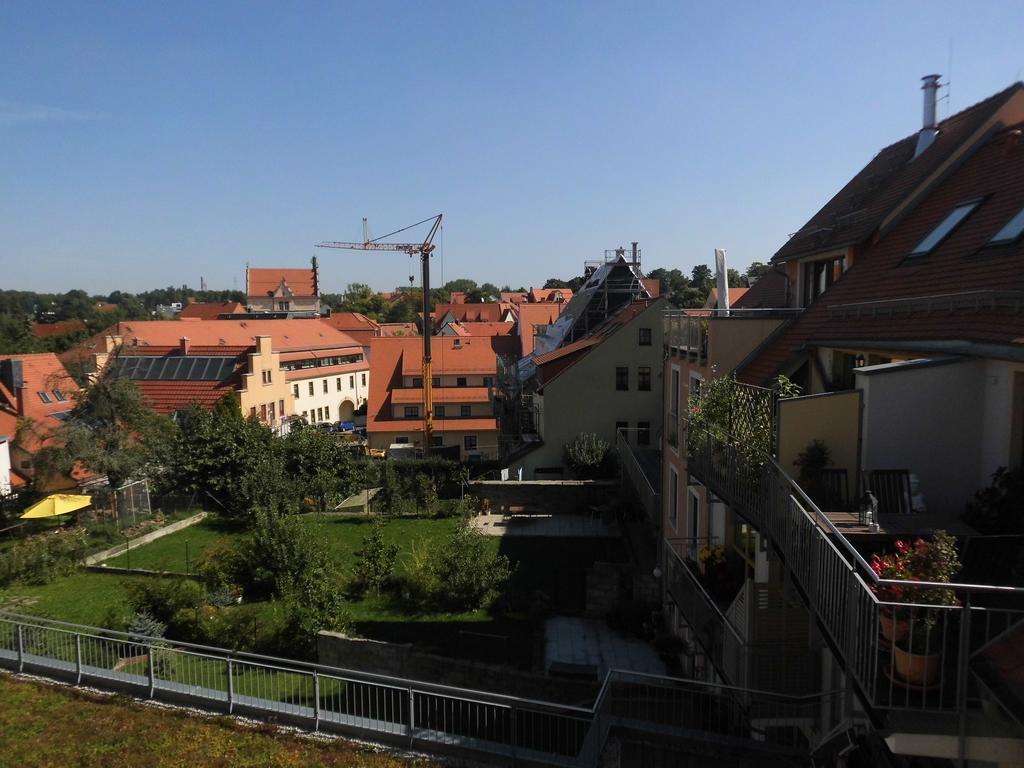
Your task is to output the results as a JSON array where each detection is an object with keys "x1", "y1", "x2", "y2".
[
  {"x1": 872, "y1": 532, "x2": 961, "y2": 686},
  {"x1": 794, "y1": 439, "x2": 832, "y2": 505},
  {"x1": 871, "y1": 546, "x2": 911, "y2": 646}
]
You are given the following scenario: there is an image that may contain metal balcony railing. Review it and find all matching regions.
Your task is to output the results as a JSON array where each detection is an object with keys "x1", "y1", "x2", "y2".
[
  {"x1": 616, "y1": 429, "x2": 660, "y2": 528},
  {"x1": 663, "y1": 539, "x2": 749, "y2": 689},
  {"x1": 663, "y1": 313, "x2": 708, "y2": 364},
  {"x1": 685, "y1": 424, "x2": 1024, "y2": 726},
  {"x1": 0, "y1": 611, "x2": 841, "y2": 765}
]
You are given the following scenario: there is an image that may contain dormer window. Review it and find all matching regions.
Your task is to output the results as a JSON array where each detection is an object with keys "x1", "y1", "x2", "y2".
[
  {"x1": 802, "y1": 253, "x2": 845, "y2": 306},
  {"x1": 988, "y1": 206, "x2": 1024, "y2": 247},
  {"x1": 909, "y1": 200, "x2": 981, "y2": 257}
]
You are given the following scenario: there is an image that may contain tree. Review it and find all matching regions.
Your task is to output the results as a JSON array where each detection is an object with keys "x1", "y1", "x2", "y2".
[
  {"x1": 282, "y1": 424, "x2": 361, "y2": 512},
  {"x1": 35, "y1": 371, "x2": 174, "y2": 490},
  {"x1": 441, "y1": 278, "x2": 478, "y2": 294},
  {"x1": 691, "y1": 265, "x2": 713, "y2": 293},
  {"x1": 745, "y1": 261, "x2": 771, "y2": 284},
  {"x1": 425, "y1": 520, "x2": 514, "y2": 611},
  {"x1": 386, "y1": 296, "x2": 416, "y2": 323},
  {"x1": 164, "y1": 401, "x2": 287, "y2": 518},
  {"x1": 543, "y1": 278, "x2": 570, "y2": 289},
  {"x1": 727, "y1": 268, "x2": 745, "y2": 288},
  {"x1": 351, "y1": 519, "x2": 399, "y2": 595}
]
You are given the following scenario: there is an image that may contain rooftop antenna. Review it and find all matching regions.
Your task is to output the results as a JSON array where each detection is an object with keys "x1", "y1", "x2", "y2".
[{"x1": 945, "y1": 39, "x2": 954, "y2": 119}]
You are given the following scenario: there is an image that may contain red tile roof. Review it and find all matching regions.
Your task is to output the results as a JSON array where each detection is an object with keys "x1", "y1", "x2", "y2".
[
  {"x1": 135, "y1": 379, "x2": 238, "y2": 414},
  {"x1": 320, "y1": 313, "x2": 380, "y2": 346},
  {"x1": 705, "y1": 287, "x2": 750, "y2": 308},
  {"x1": 433, "y1": 303, "x2": 514, "y2": 323},
  {"x1": 517, "y1": 303, "x2": 566, "y2": 357},
  {"x1": 378, "y1": 323, "x2": 419, "y2": 337},
  {"x1": 501, "y1": 291, "x2": 528, "y2": 304},
  {"x1": 98, "y1": 319, "x2": 361, "y2": 354},
  {"x1": 733, "y1": 267, "x2": 790, "y2": 309},
  {"x1": 534, "y1": 299, "x2": 662, "y2": 385},
  {"x1": 739, "y1": 122, "x2": 1024, "y2": 384},
  {"x1": 32, "y1": 320, "x2": 87, "y2": 338},
  {"x1": 0, "y1": 353, "x2": 80, "y2": 462},
  {"x1": 367, "y1": 336, "x2": 510, "y2": 433},
  {"x1": 528, "y1": 287, "x2": 573, "y2": 303},
  {"x1": 247, "y1": 267, "x2": 318, "y2": 298},
  {"x1": 442, "y1": 322, "x2": 516, "y2": 337},
  {"x1": 179, "y1": 301, "x2": 246, "y2": 320},
  {"x1": 322, "y1": 312, "x2": 380, "y2": 332},
  {"x1": 773, "y1": 82, "x2": 1024, "y2": 263}
]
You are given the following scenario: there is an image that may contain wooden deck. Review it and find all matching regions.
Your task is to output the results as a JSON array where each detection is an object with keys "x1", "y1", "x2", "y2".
[{"x1": 820, "y1": 510, "x2": 977, "y2": 538}]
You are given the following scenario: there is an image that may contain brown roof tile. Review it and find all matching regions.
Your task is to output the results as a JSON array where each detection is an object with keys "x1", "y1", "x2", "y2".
[
  {"x1": 247, "y1": 267, "x2": 318, "y2": 298},
  {"x1": 773, "y1": 82, "x2": 1024, "y2": 263},
  {"x1": 740, "y1": 123, "x2": 1024, "y2": 384}
]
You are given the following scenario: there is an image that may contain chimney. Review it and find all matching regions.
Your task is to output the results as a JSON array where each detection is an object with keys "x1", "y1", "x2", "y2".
[
  {"x1": 631, "y1": 241, "x2": 639, "y2": 264},
  {"x1": 15, "y1": 383, "x2": 25, "y2": 416},
  {"x1": 180, "y1": 337, "x2": 190, "y2": 355},
  {"x1": 714, "y1": 249, "x2": 730, "y2": 312},
  {"x1": 914, "y1": 74, "x2": 941, "y2": 159}
]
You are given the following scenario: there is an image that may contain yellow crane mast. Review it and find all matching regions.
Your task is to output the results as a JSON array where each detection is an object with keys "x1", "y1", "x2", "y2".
[{"x1": 317, "y1": 214, "x2": 443, "y2": 454}]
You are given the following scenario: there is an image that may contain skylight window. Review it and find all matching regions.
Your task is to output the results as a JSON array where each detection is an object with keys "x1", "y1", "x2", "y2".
[
  {"x1": 909, "y1": 200, "x2": 981, "y2": 257},
  {"x1": 52, "y1": 389, "x2": 66, "y2": 402},
  {"x1": 989, "y1": 207, "x2": 1024, "y2": 246},
  {"x1": 37, "y1": 391, "x2": 51, "y2": 404}
]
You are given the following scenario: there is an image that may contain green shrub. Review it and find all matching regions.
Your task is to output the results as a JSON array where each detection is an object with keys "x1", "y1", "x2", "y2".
[
  {"x1": 235, "y1": 510, "x2": 336, "y2": 599},
  {"x1": 193, "y1": 539, "x2": 244, "y2": 592},
  {"x1": 127, "y1": 609, "x2": 167, "y2": 641},
  {"x1": 564, "y1": 433, "x2": 611, "y2": 480},
  {"x1": 126, "y1": 578, "x2": 206, "y2": 625},
  {"x1": 425, "y1": 520, "x2": 513, "y2": 612},
  {"x1": 350, "y1": 520, "x2": 399, "y2": 597},
  {"x1": 274, "y1": 583, "x2": 350, "y2": 659},
  {"x1": 0, "y1": 527, "x2": 88, "y2": 587}
]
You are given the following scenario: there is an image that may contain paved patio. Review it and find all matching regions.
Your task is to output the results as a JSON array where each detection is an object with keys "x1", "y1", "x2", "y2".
[
  {"x1": 543, "y1": 616, "x2": 666, "y2": 678},
  {"x1": 469, "y1": 513, "x2": 619, "y2": 538}
]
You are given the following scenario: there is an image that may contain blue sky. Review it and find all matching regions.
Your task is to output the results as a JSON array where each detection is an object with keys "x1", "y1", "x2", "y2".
[{"x1": 3, "y1": 1, "x2": 1023, "y2": 295}]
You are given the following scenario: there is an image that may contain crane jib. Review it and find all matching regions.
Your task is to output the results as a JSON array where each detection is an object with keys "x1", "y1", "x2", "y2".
[{"x1": 315, "y1": 214, "x2": 443, "y2": 456}]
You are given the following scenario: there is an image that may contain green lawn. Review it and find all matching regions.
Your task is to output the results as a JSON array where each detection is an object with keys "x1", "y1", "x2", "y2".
[
  {"x1": 1, "y1": 516, "x2": 615, "y2": 669},
  {"x1": 0, "y1": 675, "x2": 435, "y2": 768},
  {"x1": 103, "y1": 517, "x2": 243, "y2": 572},
  {"x1": 0, "y1": 571, "x2": 154, "y2": 626},
  {"x1": 102, "y1": 515, "x2": 474, "y2": 576}
]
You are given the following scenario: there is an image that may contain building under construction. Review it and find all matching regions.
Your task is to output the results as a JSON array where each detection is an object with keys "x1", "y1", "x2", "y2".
[{"x1": 498, "y1": 243, "x2": 658, "y2": 466}]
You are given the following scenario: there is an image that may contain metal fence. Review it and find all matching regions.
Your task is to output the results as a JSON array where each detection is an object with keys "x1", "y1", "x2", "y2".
[
  {"x1": 686, "y1": 423, "x2": 1024, "y2": 726},
  {"x1": 83, "y1": 479, "x2": 154, "y2": 528},
  {"x1": 0, "y1": 611, "x2": 836, "y2": 766},
  {"x1": 615, "y1": 429, "x2": 660, "y2": 529}
]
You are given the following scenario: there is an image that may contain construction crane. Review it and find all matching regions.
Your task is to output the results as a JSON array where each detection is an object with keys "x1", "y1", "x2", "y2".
[{"x1": 317, "y1": 214, "x2": 443, "y2": 454}]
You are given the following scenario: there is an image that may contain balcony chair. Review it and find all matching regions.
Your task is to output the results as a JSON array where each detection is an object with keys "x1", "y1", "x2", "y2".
[
  {"x1": 866, "y1": 470, "x2": 913, "y2": 516},
  {"x1": 819, "y1": 468, "x2": 850, "y2": 511}
]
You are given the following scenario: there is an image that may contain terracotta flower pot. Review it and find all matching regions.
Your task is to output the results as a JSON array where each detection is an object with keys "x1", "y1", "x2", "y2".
[
  {"x1": 879, "y1": 609, "x2": 909, "y2": 646},
  {"x1": 893, "y1": 645, "x2": 941, "y2": 687}
]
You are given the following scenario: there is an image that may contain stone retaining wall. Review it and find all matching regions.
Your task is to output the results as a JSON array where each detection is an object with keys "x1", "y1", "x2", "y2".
[
  {"x1": 470, "y1": 480, "x2": 617, "y2": 517},
  {"x1": 318, "y1": 632, "x2": 599, "y2": 706},
  {"x1": 83, "y1": 511, "x2": 208, "y2": 565}
]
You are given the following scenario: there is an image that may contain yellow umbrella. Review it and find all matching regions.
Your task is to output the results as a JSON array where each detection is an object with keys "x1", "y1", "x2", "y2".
[{"x1": 20, "y1": 494, "x2": 93, "y2": 519}]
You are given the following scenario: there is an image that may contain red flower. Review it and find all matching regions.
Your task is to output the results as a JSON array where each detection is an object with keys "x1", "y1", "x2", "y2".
[{"x1": 894, "y1": 540, "x2": 909, "y2": 554}]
